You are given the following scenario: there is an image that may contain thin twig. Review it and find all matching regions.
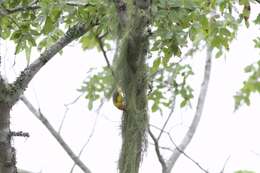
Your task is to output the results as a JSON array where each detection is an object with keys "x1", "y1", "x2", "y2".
[
  {"x1": 20, "y1": 95, "x2": 92, "y2": 173},
  {"x1": 96, "y1": 34, "x2": 115, "y2": 78},
  {"x1": 219, "y1": 155, "x2": 231, "y2": 173},
  {"x1": 157, "y1": 96, "x2": 176, "y2": 140},
  {"x1": 167, "y1": 133, "x2": 209, "y2": 173},
  {"x1": 150, "y1": 123, "x2": 209, "y2": 173},
  {"x1": 70, "y1": 114, "x2": 99, "y2": 173},
  {"x1": 58, "y1": 93, "x2": 84, "y2": 134},
  {"x1": 148, "y1": 128, "x2": 167, "y2": 171},
  {"x1": 95, "y1": 98, "x2": 105, "y2": 114},
  {"x1": 148, "y1": 142, "x2": 174, "y2": 152}
]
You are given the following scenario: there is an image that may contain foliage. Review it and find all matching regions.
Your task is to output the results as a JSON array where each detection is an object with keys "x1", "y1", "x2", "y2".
[
  {"x1": 79, "y1": 0, "x2": 245, "y2": 112},
  {"x1": 0, "y1": 0, "x2": 114, "y2": 63},
  {"x1": 234, "y1": 13, "x2": 260, "y2": 110},
  {"x1": 234, "y1": 60, "x2": 260, "y2": 109},
  {"x1": 78, "y1": 67, "x2": 113, "y2": 110},
  {"x1": 0, "y1": 0, "x2": 257, "y2": 112},
  {"x1": 234, "y1": 170, "x2": 255, "y2": 173}
]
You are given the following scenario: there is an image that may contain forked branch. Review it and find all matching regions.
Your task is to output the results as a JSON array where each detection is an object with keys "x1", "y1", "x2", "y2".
[{"x1": 20, "y1": 96, "x2": 92, "y2": 173}]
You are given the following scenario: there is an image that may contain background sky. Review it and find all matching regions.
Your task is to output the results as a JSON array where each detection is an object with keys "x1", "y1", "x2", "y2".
[{"x1": 1, "y1": 11, "x2": 260, "y2": 173}]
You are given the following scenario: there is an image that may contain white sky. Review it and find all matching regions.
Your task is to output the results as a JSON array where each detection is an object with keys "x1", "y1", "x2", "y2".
[{"x1": 1, "y1": 9, "x2": 260, "y2": 173}]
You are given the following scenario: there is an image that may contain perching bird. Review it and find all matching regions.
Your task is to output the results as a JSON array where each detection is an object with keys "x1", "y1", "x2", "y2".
[{"x1": 113, "y1": 86, "x2": 126, "y2": 110}]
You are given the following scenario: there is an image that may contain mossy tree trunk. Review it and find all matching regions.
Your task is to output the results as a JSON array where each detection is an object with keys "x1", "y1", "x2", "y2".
[{"x1": 113, "y1": 1, "x2": 151, "y2": 173}]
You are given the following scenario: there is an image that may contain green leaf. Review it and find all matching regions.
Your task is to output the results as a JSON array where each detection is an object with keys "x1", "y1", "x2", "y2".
[
  {"x1": 88, "y1": 100, "x2": 93, "y2": 110},
  {"x1": 215, "y1": 49, "x2": 223, "y2": 58},
  {"x1": 50, "y1": 7, "x2": 62, "y2": 22},
  {"x1": 220, "y1": 28, "x2": 231, "y2": 37},
  {"x1": 254, "y1": 14, "x2": 260, "y2": 24},
  {"x1": 25, "y1": 46, "x2": 32, "y2": 65},
  {"x1": 1, "y1": 29, "x2": 11, "y2": 39},
  {"x1": 80, "y1": 34, "x2": 98, "y2": 50},
  {"x1": 10, "y1": 31, "x2": 22, "y2": 41},
  {"x1": 244, "y1": 65, "x2": 254, "y2": 73},
  {"x1": 42, "y1": 16, "x2": 55, "y2": 34},
  {"x1": 26, "y1": 35, "x2": 37, "y2": 47},
  {"x1": 15, "y1": 39, "x2": 24, "y2": 55},
  {"x1": 151, "y1": 102, "x2": 159, "y2": 112},
  {"x1": 151, "y1": 58, "x2": 161, "y2": 74},
  {"x1": 180, "y1": 99, "x2": 187, "y2": 108}
]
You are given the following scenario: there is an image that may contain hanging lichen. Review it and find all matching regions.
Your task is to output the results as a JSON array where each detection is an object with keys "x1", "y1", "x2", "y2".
[{"x1": 112, "y1": 2, "x2": 151, "y2": 173}]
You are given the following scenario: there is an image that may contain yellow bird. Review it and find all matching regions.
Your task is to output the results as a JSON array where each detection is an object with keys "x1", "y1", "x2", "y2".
[{"x1": 113, "y1": 86, "x2": 126, "y2": 110}]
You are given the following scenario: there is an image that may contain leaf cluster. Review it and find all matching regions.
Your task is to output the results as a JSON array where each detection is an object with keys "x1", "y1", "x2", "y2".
[{"x1": 78, "y1": 67, "x2": 113, "y2": 110}]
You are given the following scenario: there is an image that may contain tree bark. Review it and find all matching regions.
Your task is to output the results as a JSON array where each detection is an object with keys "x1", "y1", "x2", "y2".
[
  {"x1": 0, "y1": 101, "x2": 16, "y2": 173},
  {"x1": 113, "y1": 1, "x2": 151, "y2": 173}
]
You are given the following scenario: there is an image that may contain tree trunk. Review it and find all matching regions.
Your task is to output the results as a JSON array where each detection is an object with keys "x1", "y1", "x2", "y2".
[
  {"x1": 114, "y1": 3, "x2": 150, "y2": 173},
  {"x1": 0, "y1": 101, "x2": 16, "y2": 173}
]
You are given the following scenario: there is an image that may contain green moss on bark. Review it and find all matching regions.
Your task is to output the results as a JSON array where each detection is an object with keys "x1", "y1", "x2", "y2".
[{"x1": 113, "y1": 7, "x2": 150, "y2": 173}]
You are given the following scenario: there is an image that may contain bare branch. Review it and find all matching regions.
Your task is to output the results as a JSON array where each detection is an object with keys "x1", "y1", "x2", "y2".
[
  {"x1": 149, "y1": 125, "x2": 208, "y2": 173},
  {"x1": 58, "y1": 93, "x2": 84, "y2": 133},
  {"x1": 96, "y1": 34, "x2": 115, "y2": 78},
  {"x1": 165, "y1": 46, "x2": 213, "y2": 172},
  {"x1": 219, "y1": 155, "x2": 231, "y2": 173},
  {"x1": 148, "y1": 128, "x2": 167, "y2": 171},
  {"x1": 167, "y1": 133, "x2": 209, "y2": 173},
  {"x1": 157, "y1": 96, "x2": 176, "y2": 140},
  {"x1": 95, "y1": 98, "x2": 105, "y2": 114},
  {"x1": 148, "y1": 142, "x2": 174, "y2": 152},
  {"x1": 11, "y1": 23, "x2": 93, "y2": 104},
  {"x1": 70, "y1": 114, "x2": 99, "y2": 173},
  {"x1": 20, "y1": 95, "x2": 92, "y2": 173}
]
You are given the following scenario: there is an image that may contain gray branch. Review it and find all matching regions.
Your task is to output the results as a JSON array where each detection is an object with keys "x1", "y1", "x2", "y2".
[
  {"x1": 148, "y1": 128, "x2": 167, "y2": 172},
  {"x1": 20, "y1": 96, "x2": 92, "y2": 173},
  {"x1": 10, "y1": 23, "x2": 92, "y2": 103},
  {"x1": 164, "y1": 46, "x2": 213, "y2": 173}
]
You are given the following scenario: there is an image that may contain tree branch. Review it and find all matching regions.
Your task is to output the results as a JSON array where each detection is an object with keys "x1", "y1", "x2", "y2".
[
  {"x1": 149, "y1": 124, "x2": 208, "y2": 173},
  {"x1": 59, "y1": 93, "x2": 84, "y2": 134},
  {"x1": 165, "y1": 46, "x2": 213, "y2": 172},
  {"x1": 219, "y1": 155, "x2": 231, "y2": 173},
  {"x1": 157, "y1": 96, "x2": 176, "y2": 140},
  {"x1": 148, "y1": 128, "x2": 167, "y2": 172},
  {"x1": 20, "y1": 95, "x2": 92, "y2": 173},
  {"x1": 70, "y1": 113, "x2": 99, "y2": 173},
  {"x1": 167, "y1": 133, "x2": 209, "y2": 173},
  {"x1": 96, "y1": 33, "x2": 115, "y2": 78},
  {"x1": 11, "y1": 23, "x2": 92, "y2": 103}
]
